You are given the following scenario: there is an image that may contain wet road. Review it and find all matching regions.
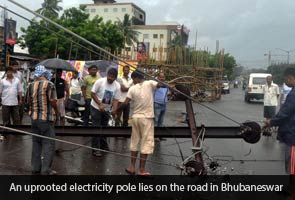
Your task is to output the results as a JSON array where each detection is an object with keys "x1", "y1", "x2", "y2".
[{"x1": 0, "y1": 86, "x2": 286, "y2": 175}]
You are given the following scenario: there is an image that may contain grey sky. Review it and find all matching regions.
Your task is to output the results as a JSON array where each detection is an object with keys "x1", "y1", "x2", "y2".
[{"x1": 3, "y1": 0, "x2": 295, "y2": 68}]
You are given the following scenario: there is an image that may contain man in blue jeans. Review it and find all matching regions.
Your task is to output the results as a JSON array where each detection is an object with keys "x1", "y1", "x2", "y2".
[{"x1": 154, "y1": 72, "x2": 169, "y2": 128}]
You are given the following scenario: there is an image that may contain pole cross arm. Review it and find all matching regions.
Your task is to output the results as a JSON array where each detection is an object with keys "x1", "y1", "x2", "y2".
[{"x1": 1, "y1": 125, "x2": 243, "y2": 138}]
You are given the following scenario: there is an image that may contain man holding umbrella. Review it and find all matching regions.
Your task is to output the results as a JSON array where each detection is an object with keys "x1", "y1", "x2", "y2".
[
  {"x1": 36, "y1": 58, "x2": 76, "y2": 125},
  {"x1": 26, "y1": 65, "x2": 60, "y2": 175}
]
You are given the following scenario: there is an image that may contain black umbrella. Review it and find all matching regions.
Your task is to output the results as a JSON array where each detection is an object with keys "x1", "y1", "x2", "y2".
[{"x1": 37, "y1": 58, "x2": 77, "y2": 72}]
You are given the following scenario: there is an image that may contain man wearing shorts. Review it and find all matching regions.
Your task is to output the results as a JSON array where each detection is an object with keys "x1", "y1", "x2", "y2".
[
  {"x1": 263, "y1": 75, "x2": 280, "y2": 120},
  {"x1": 116, "y1": 70, "x2": 163, "y2": 175}
]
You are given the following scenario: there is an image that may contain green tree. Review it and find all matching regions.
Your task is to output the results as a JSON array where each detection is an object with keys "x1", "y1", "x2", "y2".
[
  {"x1": 20, "y1": 20, "x2": 59, "y2": 59},
  {"x1": 208, "y1": 52, "x2": 237, "y2": 79},
  {"x1": 170, "y1": 35, "x2": 183, "y2": 47},
  {"x1": 36, "y1": 0, "x2": 63, "y2": 18},
  {"x1": 116, "y1": 14, "x2": 139, "y2": 46},
  {"x1": 267, "y1": 64, "x2": 294, "y2": 85},
  {"x1": 20, "y1": 6, "x2": 125, "y2": 60},
  {"x1": 223, "y1": 53, "x2": 237, "y2": 80},
  {"x1": 100, "y1": 21, "x2": 125, "y2": 52}
]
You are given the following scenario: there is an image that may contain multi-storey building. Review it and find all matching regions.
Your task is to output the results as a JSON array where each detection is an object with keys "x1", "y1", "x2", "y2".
[
  {"x1": 81, "y1": 1, "x2": 189, "y2": 61},
  {"x1": 131, "y1": 23, "x2": 189, "y2": 61},
  {"x1": 82, "y1": 0, "x2": 146, "y2": 25}
]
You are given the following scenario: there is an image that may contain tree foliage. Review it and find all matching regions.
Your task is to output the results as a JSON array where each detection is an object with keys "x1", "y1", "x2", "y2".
[
  {"x1": 166, "y1": 46, "x2": 238, "y2": 79},
  {"x1": 36, "y1": 0, "x2": 63, "y2": 18},
  {"x1": 116, "y1": 14, "x2": 139, "y2": 46},
  {"x1": 170, "y1": 35, "x2": 183, "y2": 47},
  {"x1": 208, "y1": 53, "x2": 237, "y2": 80},
  {"x1": 222, "y1": 53, "x2": 237, "y2": 80},
  {"x1": 20, "y1": 5, "x2": 125, "y2": 60},
  {"x1": 267, "y1": 64, "x2": 295, "y2": 85}
]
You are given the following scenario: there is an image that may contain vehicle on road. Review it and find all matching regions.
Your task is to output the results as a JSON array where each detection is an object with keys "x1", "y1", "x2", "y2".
[
  {"x1": 233, "y1": 80, "x2": 239, "y2": 88},
  {"x1": 244, "y1": 73, "x2": 271, "y2": 103},
  {"x1": 222, "y1": 78, "x2": 230, "y2": 94}
]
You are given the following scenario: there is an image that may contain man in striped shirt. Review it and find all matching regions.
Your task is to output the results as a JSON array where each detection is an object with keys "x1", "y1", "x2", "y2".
[{"x1": 26, "y1": 65, "x2": 60, "y2": 175}]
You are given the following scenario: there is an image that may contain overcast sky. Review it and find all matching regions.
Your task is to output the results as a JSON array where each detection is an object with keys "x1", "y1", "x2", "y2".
[{"x1": 3, "y1": 0, "x2": 295, "y2": 68}]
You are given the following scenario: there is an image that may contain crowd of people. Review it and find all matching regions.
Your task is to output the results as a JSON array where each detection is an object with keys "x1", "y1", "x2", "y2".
[
  {"x1": 0, "y1": 61, "x2": 170, "y2": 175},
  {"x1": 0, "y1": 61, "x2": 294, "y2": 177}
]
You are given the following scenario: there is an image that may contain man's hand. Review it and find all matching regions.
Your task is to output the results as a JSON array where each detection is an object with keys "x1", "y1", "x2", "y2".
[
  {"x1": 18, "y1": 99, "x2": 23, "y2": 106},
  {"x1": 111, "y1": 110, "x2": 117, "y2": 118},
  {"x1": 55, "y1": 111, "x2": 61, "y2": 121},
  {"x1": 98, "y1": 103, "x2": 105, "y2": 112},
  {"x1": 263, "y1": 119, "x2": 271, "y2": 128},
  {"x1": 65, "y1": 96, "x2": 69, "y2": 103}
]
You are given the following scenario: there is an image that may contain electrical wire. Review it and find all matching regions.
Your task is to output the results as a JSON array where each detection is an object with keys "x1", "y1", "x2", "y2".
[
  {"x1": 2, "y1": 1, "x2": 266, "y2": 174},
  {"x1": 4, "y1": 3, "x2": 246, "y2": 128},
  {"x1": 0, "y1": 125, "x2": 180, "y2": 169},
  {"x1": 163, "y1": 139, "x2": 192, "y2": 147},
  {"x1": 0, "y1": 5, "x2": 123, "y2": 66},
  {"x1": 7, "y1": 0, "x2": 223, "y2": 113},
  {"x1": 55, "y1": 138, "x2": 91, "y2": 153}
]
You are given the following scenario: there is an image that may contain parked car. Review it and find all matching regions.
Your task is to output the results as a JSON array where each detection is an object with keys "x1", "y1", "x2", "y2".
[
  {"x1": 244, "y1": 73, "x2": 271, "y2": 103},
  {"x1": 222, "y1": 78, "x2": 230, "y2": 94}
]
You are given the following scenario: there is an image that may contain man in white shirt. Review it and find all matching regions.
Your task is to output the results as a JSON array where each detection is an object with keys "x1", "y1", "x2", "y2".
[
  {"x1": 90, "y1": 68, "x2": 121, "y2": 157},
  {"x1": 69, "y1": 71, "x2": 82, "y2": 101},
  {"x1": 0, "y1": 66, "x2": 23, "y2": 126},
  {"x1": 117, "y1": 70, "x2": 163, "y2": 175},
  {"x1": 10, "y1": 60, "x2": 25, "y2": 122},
  {"x1": 117, "y1": 65, "x2": 133, "y2": 127},
  {"x1": 263, "y1": 75, "x2": 280, "y2": 121}
]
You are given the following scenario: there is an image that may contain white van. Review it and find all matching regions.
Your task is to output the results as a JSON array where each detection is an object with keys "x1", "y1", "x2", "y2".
[{"x1": 244, "y1": 73, "x2": 272, "y2": 102}]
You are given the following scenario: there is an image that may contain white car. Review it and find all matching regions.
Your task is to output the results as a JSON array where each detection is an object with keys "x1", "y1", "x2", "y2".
[
  {"x1": 244, "y1": 73, "x2": 271, "y2": 102},
  {"x1": 222, "y1": 79, "x2": 230, "y2": 94}
]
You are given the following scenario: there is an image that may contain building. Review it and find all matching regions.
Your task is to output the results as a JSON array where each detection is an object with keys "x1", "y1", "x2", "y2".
[
  {"x1": 129, "y1": 23, "x2": 189, "y2": 61},
  {"x1": 82, "y1": 1, "x2": 146, "y2": 25},
  {"x1": 81, "y1": 2, "x2": 189, "y2": 61},
  {"x1": 93, "y1": 0, "x2": 116, "y2": 3}
]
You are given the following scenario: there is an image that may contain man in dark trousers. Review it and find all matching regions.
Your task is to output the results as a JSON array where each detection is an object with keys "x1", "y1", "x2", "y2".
[
  {"x1": 0, "y1": 66, "x2": 23, "y2": 126},
  {"x1": 81, "y1": 65, "x2": 99, "y2": 126},
  {"x1": 26, "y1": 65, "x2": 60, "y2": 175},
  {"x1": 265, "y1": 67, "x2": 295, "y2": 175},
  {"x1": 90, "y1": 68, "x2": 120, "y2": 157},
  {"x1": 51, "y1": 69, "x2": 69, "y2": 125},
  {"x1": 264, "y1": 68, "x2": 295, "y2": 194},
  {"x1": 117, "y1": 65, "x2": 133, "y2": 127}
]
